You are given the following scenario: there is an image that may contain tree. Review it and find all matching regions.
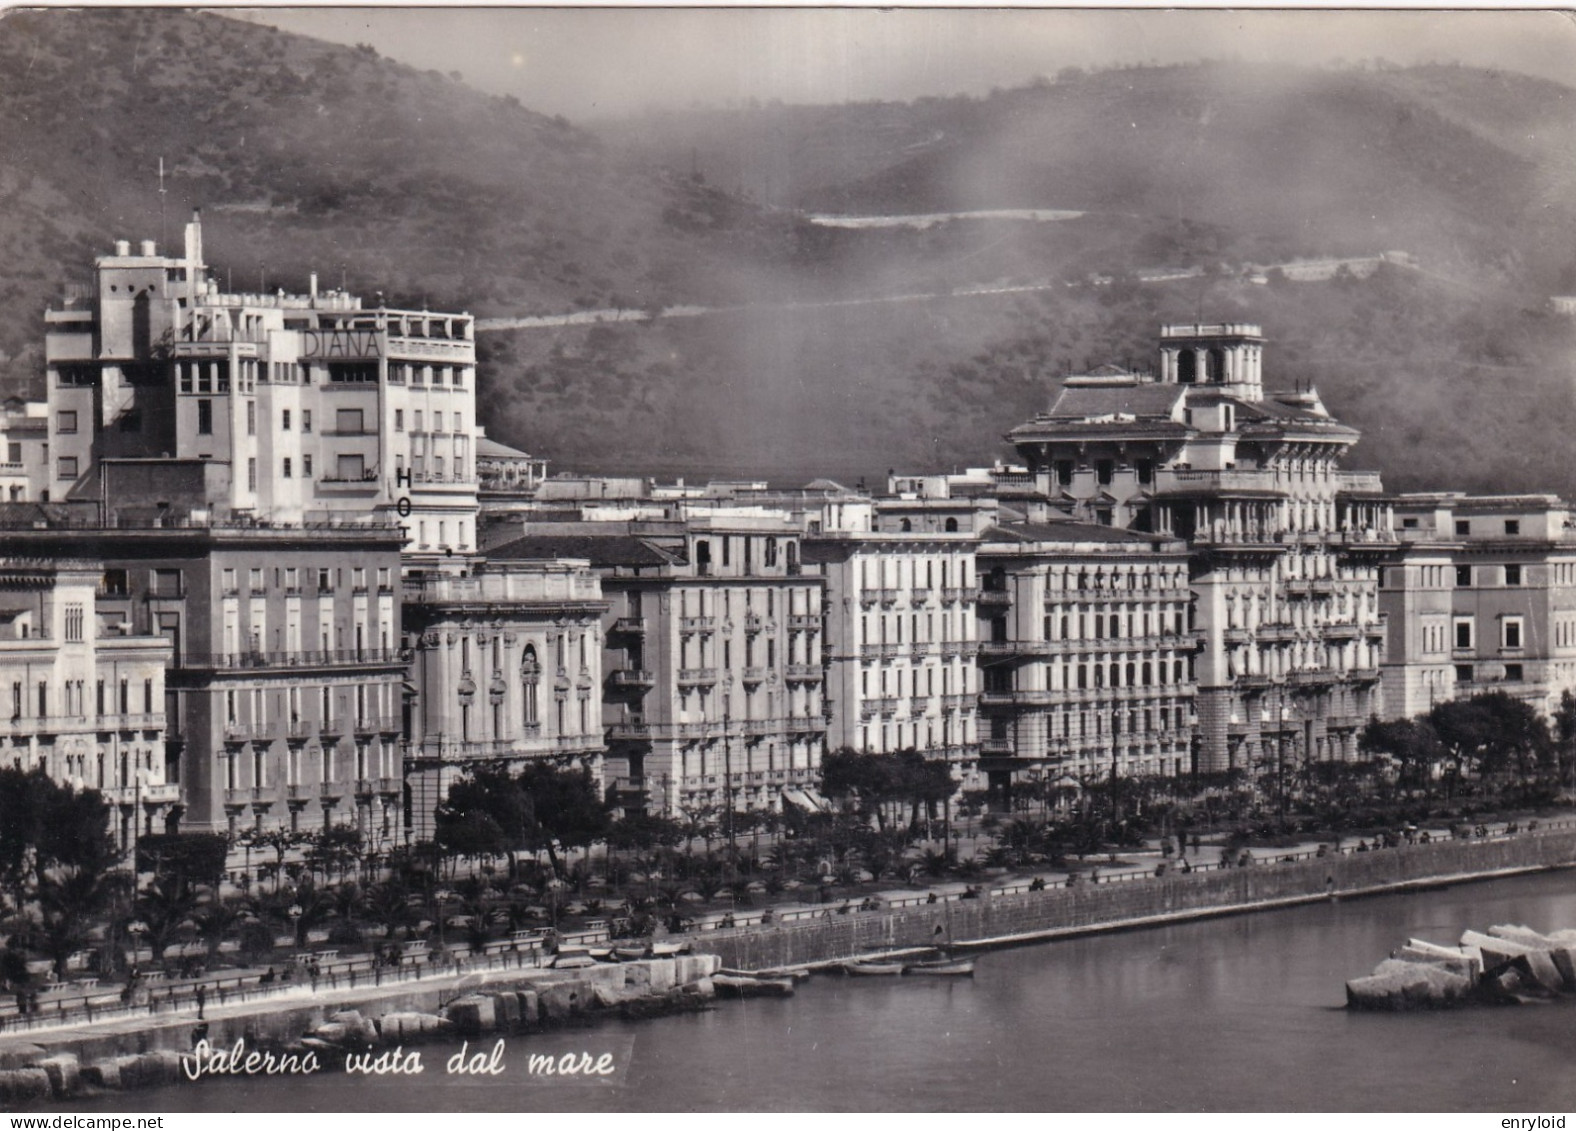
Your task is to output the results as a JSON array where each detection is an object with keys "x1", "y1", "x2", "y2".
[
  {"x1": 518, "y1": 761, "x2": 612, "y2": 876},
  {"x1": 1431, "y1": 692, "x2": 1551, "y2": 781},
  {"x1": 1359, "y1": 717, "x2": 1446, "y2": 793},
  {"x1": 1553, "y1": 691, "x2": 1576, "y2": 794},
  {"x1": 136, "y1": 833, "x2": 229, "y2": 894}
]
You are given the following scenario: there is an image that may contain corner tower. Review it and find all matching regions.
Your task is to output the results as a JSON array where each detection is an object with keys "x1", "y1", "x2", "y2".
[{"x1": 1158, "y1": 322, "x2": 1265, "y2": 402}]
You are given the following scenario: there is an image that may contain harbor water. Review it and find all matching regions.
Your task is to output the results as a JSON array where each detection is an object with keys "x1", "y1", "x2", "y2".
[{"x1": 52, "y1": 869, "x2": 1576, "y2": 1111}]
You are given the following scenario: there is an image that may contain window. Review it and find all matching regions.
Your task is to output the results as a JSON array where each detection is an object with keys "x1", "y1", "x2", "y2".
[
  {"x1": 1505, "y1": 663, "x2": 1524, "y2": 681},
  {"x1": 56, "y1": 410, "x2": 77, "y2": 434},
  {"x1": 1504, "y1": 564, "x2": 1521, "y2": 586},
  {"x1": 1454, "y1": 617, "x2": 1474, "y2": 650},
  {"x1": 246, "y1": 401, "x2": 256, "y2": 436},
  {"x1": 336, "y1": 454, "x2": 365, "y2": 481},
  {"x1": 1402, "y1": 517, "x2": 1419, "y2": 529},
  {"x1": 56, "y1": 457, "x2": 78, "y2": 480},
  {"x1": 282, "y1": 409, "x2": 292, "y2": 431},
  {"x1": 282, "y1": 457, "x2": 292, "y2": 478},
  {"x1": 1096, "y1": 460, "x2": 1114, "y2": 486},
  {"x1": 6, "y1": 442, "x2": 19, "y2": 463},
  {"x1": 1454, "y1": 664, "x2": 1473, "y2": 683},
  {"x1": 1503, "y1": 618, "x2": 1523, "y2": 650},
  {"x1": 303, "y1": 454, "x2": 313, "y2": 478},
  {"x1": 395, "y1": 409, "x2": 404, "y2": 432},
  {"x1": 64, "y1": 604, "x2": 83, "y2": 642},
  {"x1": 1455, "y1": 565, "x2": 1472, "y2": 587},
  {"x1": 336, "y1": 408, "x2": 364, "y2": 434},
  {"x1": 413, "y1": 410, "x2": 424, "y2": 433},
  {"x1": 302, "y1": 410, "x2": 312, "y2": 434},
  {"x1": 196, "y1": 399, "x2": 212, "y2": 435},
  {"x1": 1505, "y1": 520, "x2": 1520, "y2": 536},
  {"x1": 247, "y1": 457, "x2": 257, "y2": 491},
  {"x1": 1455, "y1": 519, "x2": 1470, "y2": 536}
]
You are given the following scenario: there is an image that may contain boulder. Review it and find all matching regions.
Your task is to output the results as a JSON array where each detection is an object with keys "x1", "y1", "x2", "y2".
[
  {"x1": 1459, "y1": 929, "x2": 1562, "y2": 990},
  {"x1": 1488, "y1": 924, "x2": 1555, "y2": 949},
  {"x1": 645, "y1": 959, "x2": 677, "y2": 992},
  {"x1": 330, "y1": 1009, "x2": 379, "y2": 1045},
  {"x1": 0, "y1": 1043, "x2": 46, "y2": 1070},
  {"x1": 306, "y1": 1021, "x2": 353, "y2": 1046},
  {"x1": 120, "y1": 1050, "x2": 183, "y2": 1088},
  {"x1": 36, "y1": 1053, "x2": 81, "y2": 1099},
  {"x1": 0, "y1": 1067, "x2": 51, "y2": 1103},
  {"x1": 1395, "y1": 945, "x2": 1478, "y2": 981},
  {"x1": 1348, "y1": 961, "x2": 1470, "y2": 1011},
  {"x1": 443, "y1": 995, "x2": 496, "y2": 1036},
  {"x1": 536, "y1": 979, "x2": 588, "y2": 1021},
  {"x1": 1548, "y1": 947, "x2": 1576, "y2": 991},
  {"x1": 493, "y1": 990, "x2": 520, "y2": 1031},
  {"x1": 82, "y1": 1057, "x2": 125, "y2": 1090}
]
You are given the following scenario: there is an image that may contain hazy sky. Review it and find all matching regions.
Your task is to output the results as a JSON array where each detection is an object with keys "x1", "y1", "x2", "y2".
[{"x1": 230, "y1": 7, "x2": 1576, "y2": 121}]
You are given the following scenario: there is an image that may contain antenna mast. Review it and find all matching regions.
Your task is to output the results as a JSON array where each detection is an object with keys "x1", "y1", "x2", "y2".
[{"x1": 158, "y1": 157, "x2": 168, "y2": 252}]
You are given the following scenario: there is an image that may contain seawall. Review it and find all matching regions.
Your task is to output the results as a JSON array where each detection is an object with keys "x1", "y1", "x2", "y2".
[{"x1": 690, "y1": 830, "x2": 1576, "y2": 970}]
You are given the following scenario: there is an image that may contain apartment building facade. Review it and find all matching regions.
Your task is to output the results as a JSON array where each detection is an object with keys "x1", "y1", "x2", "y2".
[
  {"x1": 401, "y1": 559, "x2": 609, "y2": 841},
  {"x1": 975, "y1": 522, "x2": 1197, "y2": 798},
  {"x1": 43, "y1": 215, "x2": 481, "y2": 567},
  {"x1": 490, "y1": 516, "x2": 826, "y2": 817},
  {"x1": 1007, "y1": 323, "x2": 1395, "y2": 774},
  {"x1": 0, "y1": 556, "x2": 174, "y2": 849},
  {"x1": 1380, "y1": 494, "x2": 1576, "y2": 720}
]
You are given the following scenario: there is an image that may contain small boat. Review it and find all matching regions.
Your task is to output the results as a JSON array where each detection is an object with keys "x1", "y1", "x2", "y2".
[
  {"x1": 589, "y1": 947, "x2": 617, "y2": 961},
  {"x1": 615, "y1": 945, "x2": 650, "y2": 961},
  {"x1": 843, "y1": 961, "x2": 905, "y2": 976},
  {"x1": 712, "y1": 973, "x2": 796, "y2": 999},
  {"x1": 551, "y1": 953, "x2": 598, "y2": 969},
  {"x1": 903, "y1": 959, "x2": 975, "y2": 977},
  {"x1": 651, "y1": 941, "x2": 693, "y2": 957}
]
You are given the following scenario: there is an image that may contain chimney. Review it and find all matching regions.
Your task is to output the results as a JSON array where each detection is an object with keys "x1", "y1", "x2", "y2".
[
  {"x1": 140, "y1": 240, "x2": 156, "y2": 257},
  {"x1": 310, "y1": 272, "x2": 319, "y2": 300},
  {"x1": 114, "y1": 240, "x2": 130, "y2": 256}
]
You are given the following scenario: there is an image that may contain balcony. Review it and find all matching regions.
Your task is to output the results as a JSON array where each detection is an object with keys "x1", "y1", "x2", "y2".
[
  {"x1": 555, "y1": 734, "x2": 604, "y2": 753},
  {"x1": 353, "y1": 779, "x2": 377, "y2": 798},
  {"x1": 223, "y1": 720, "x2": 268, "y2": 743},
  {"x1": 612, "y1": 616, "x2": 647, "y2": 635},
  {"x1": 860, "y1": 644, "x2": 884, "y2": 662},
  {"x1": 284, "y1": 720, "x2": 315, "y2": 742},
  {"x1": 977, "y1": 588, "x2": 1011, "y2": 607},
  {"x1": 788, "y1": 614, "x2": 820, "y2": 630},
  {"x1": 679, "y1": 617, "x2": 715, "y2": 633},
  {"x1": 1286, "y1": 669, "x2": 1339, "y2": 687},
  {"x1": 609, "y1": 668, "x2": 655, "y2": 690},
  {"x1": 741, "y1": 718, "x2": 775, "y2": 736},
  {"x1": 743, "y1": 614, "x2": 766, "y2": 633},
  {"x1": 181, "y1": 647, "x2": 405, "y2": 670},
  {"x1": 741, "y1": 667, "x2": 768, "y2": 684},
  {"x1": 353, "y1": 717, "x2": 380, "y2": 736},
  {"x1": 320, "y1": 781, "x2": 343, "y2": 802},
  {"x1": 286, "y1": 783, "x2": 314, "y2": 804},
  {"x1": 943, "y1": 587, "x2": 973, "y2": 605},
  {"x1": 224, "y1": 786, "x2": 276, "y2": 807},
  {"x1": 1153, "y1": 467, "x2": 1281, "y2": 497},
  {"x1": 910, "y1": 642, "x2": 935, "y2": 660},
  {"x1": 609, "y1": 777, "x2": 647, "y2": 796},
  {"x1": 378, "y1": 776, "x2": 403, "y2": 796},
  {"x1": 881, "y1": 643, "x2": 904, "y2": 660},
  {"x1": 675, "y1": 722, "x2": 715, "y2": 739},
  {"x1": 677, "y1": 668, "x2": 717, "y2": 686},
  {"x1": 910, "y1": 587, "x2": 933, "y2": 604},
  {"x1": 785, "y1": 664, "x2": 822, "y2": 682},
  {"x1": 980, "y1": 737, "x2": 1014, "y2": 755},
  {"x1": 606, "y1": 721, "x2": 651, "y2": 742},
  {"x1": 943, "y1": 694, "x2": 971, "y2": 711},
  {"x1": 786, "y1": 715, "x2": 827, "y2": 734},
  {"x1": 878, "y1": 588, "x2": 900, "y2": 605}
]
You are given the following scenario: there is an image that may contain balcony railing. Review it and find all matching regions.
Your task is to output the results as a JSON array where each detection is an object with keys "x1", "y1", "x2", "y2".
[
  {"x1": 677, "y1": 668, "x2": 717, "y2": 685},
  {"x1": 554, "y1": 734, "x2": 604, "y2": 753},
  {"x1": 679, "y1": 617, "x2": 715, "y2": 632},
  {"x1": 609, "y1": 668, "x2": 655, "y2": 689},
  {"x1": 181, "y1": 648, "x2": 404, "y2": 670},
  {"x1": 784, "y1": 664, "x2": 822, "y2": 681},
  {"x1": 606, "y1": 722, "x2": 651, "y2": 742},
  {"x1": 378, "y1": 776, "x2": 403, "y2": 795},
  {"x1": 787, "y1": 614, "x2": 820, "y2": 630},
  {"x1": 741, "y1": 667, "x2": 768, "y2": 684},
  {"x1": 612, "y1": 617, "x2": 647, "y2": 635}
]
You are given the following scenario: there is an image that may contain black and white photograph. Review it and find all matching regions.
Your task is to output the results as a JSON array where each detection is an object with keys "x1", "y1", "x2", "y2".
[{"x1": 0, "y1": 2, "x2": 1575, "y2": 1116}]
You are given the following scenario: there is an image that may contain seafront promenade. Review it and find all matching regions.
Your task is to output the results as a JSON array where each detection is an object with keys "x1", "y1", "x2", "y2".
[{"x1": 5, "y1": 818, "x2": 1574, "y2": 1057}]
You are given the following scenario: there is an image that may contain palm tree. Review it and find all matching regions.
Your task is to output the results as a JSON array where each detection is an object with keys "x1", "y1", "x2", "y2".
[{"x1": 192, "y1": 896, "x2": 247, "y2": 962}]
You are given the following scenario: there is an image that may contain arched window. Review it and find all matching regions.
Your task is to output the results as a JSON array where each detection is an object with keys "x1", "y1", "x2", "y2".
[
  {"x1": 1109, "y1": 662, "x2": 1121, "y2": 687},
  {"x1": 1178, "y1": 351, "x2": 1197, "y2": 384},
  {"x1": 899, "y1": 518, "x2": 912, "y2": 533},
  {"x1": 944, "y1": 517, "x2": 958, "y2": 532},
  {"x1": 521, "y1": 645, "x2": 540, "y2": 726}
]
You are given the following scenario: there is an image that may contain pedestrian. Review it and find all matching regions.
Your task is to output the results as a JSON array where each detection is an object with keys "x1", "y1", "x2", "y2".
[{"x1": 194, "y1": 983, "x2": 206, "y2": 1020}]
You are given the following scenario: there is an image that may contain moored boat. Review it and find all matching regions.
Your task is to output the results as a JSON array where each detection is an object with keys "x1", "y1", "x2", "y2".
[
  {"x1": 903, "y1": 959, "x2": 975, "y2": 977},
  {"x1": 615, "y1": 945, "x2": 650, "y2": 961},
  {"x1": 844, "y1": 961, "x2": 905, "y2": 976},
  {"x1": 651, "y1": 940, "x2": 693, "y2": 957}
]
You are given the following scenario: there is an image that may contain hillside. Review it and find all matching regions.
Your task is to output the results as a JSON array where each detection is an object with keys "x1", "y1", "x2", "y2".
[
  {"x1": 0, "y1": 8, "x2": 787, "y2": 388},
  {"x1": 2, "y1": 12, "x2": 1574, "y2": 498}
]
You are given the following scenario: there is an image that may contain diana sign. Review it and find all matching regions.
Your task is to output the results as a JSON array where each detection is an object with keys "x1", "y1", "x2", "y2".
[{"x1": 300, "y1": 329, "x2": 383, "y2": 359}]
